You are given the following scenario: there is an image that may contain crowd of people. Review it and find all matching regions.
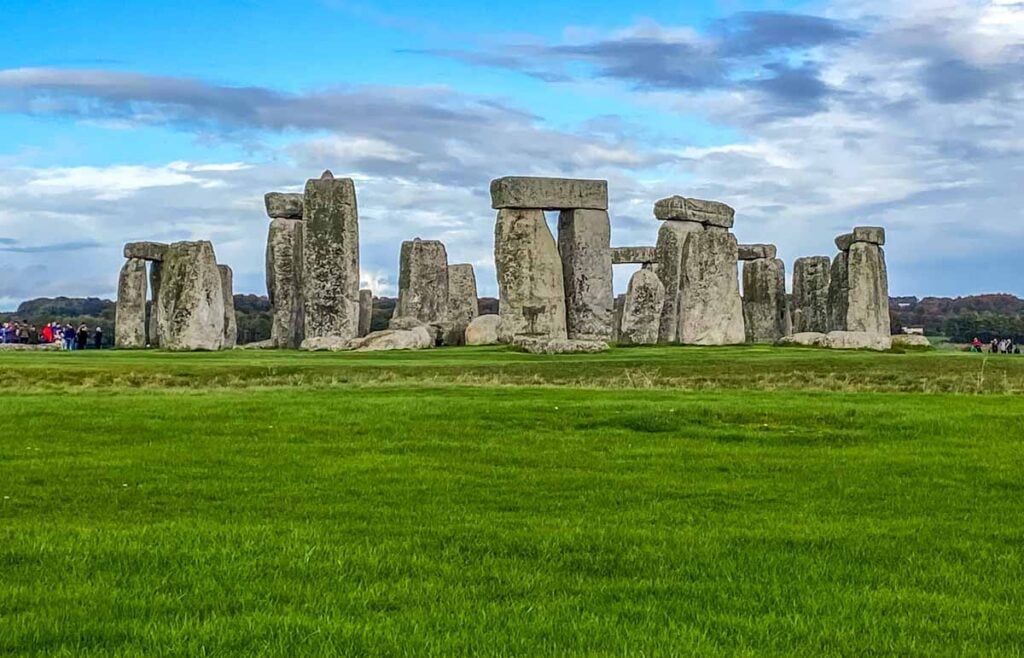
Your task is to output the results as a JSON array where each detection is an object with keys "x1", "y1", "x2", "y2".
[
  {"x1": 0, "y1": 322, "x2": 104, "y2": 350},
  {"x1": 970, "y1": 337, "x2": 1021, "y2": 354}
]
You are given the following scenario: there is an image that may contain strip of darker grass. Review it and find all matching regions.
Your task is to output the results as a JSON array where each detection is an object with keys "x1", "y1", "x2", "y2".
[{"x1": 1, "y1": 386, "x2": 1022, "y2": 655}]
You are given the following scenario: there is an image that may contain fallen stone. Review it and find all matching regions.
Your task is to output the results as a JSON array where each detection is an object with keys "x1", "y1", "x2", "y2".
[
  {"x1": 389, "y1": 315, "x2": 426, "y2": 331},
  {"x1": 826, "y1": 330, "x2": 892, "y2": 351},
  {"x1": 846, "y1": 241, "x2": 890, "y2": 335},
  {"x1": 891, "y1": 334, "x2": 931, "y2": 348},
  {"x1": 351, "y1": 326, "x2": 433, "y2": 352},
  {"x1": 465, "y1": 314, "x2": 501, "y2": 346},
  {"x1": 742, "y1": 257, "x2": 788, "y2": 343},
  {"x1": 300, "y1": 336, "x2": 352, "y2": 351},
  {"x1": 266, "y1": 218, "x2": 305, "y2": 348},
  {"x1": 619, "y1": 268, "x2": 665, "y2": 345},
  {"x1": 852, "y1": 226, "x2": 885, "y2": 246},
  {"x1": 792, "y1": 256, "x2": 831, "y2": 333},
  {"x1": 558, "y1": 209, "x2": 613, "y2": 340},
  {"x1": 264, "y1": 192, "x2": 303, "y2": 219},
  {"x1": 123, "y1": 241, "x2": 168, "y2": 262},
  {"x1": 654, "y1": 219, "x2": 704, "y2": 342},
  {"x1": 494, "y1": 208, "x2": 567, "y2": 341},
  {"x1": 157, "y1": 241, "x2": 225, "y2": 351},
  {"x1": 115, "y1": 258, "x2": 148, "y2": 349},
  {"x1": 678, "y1": 230, "x2": 746, "y2": 345},
  {"x1": 302, "y1": 171, "x2": 360, "y2": 341},
  {"x1": 358, "y1": 289, "x2": 373, "y2": 337},
  {"x1": 512, "y1": 336, "x2": 609, "y2": 354},
  {"x1": 396, "y1": 238, "x2": 449, "y2": 324},
  {"x1": 217, "y1": 265, "x2": 237, "y2": 349},
  {"x1": 235, "y1": 339, "x2": 275, "y2": 350},
  {"x1": 737, "y1": 243, "x2": 777, "y2": 261},
  {"x1": 0, "y1": 342, "x2": 61, "y2": 351},
  {"x1": 611, "y1": 246, "x2": 657, "y2": 265},
  {"x1": 490, "y1": 176, "x2": 608, "y2": 210},
  {"x1": 654, "y1": 196, "x2": 735, "y2": 228},
  {"x1": 446, "y1": 264, "x2": 479, "y2": 346},
  {"x1": 778, "y1": 332, "x2": 829, "y2": 347}
]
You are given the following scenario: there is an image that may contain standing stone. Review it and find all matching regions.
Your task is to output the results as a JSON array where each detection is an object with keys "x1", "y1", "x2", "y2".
[
  {"x1": 115, "y1": 258, "x2": 148, "y2": 349},
  {"x1": 742, "y1": 258, "x2": 788, "y2": 343},
  {"x1": 654, "y1": 220, "x2": 703, "y2": 342},
  {"x1": 446, "y1": 264, "x2": 478, "y2": 346},
  {"x1": 558, "y1": 209, "x2": 613, "y2": 340},
  {"x1": 828, "y1": 251, "x2": 850, "y2": 332},
  {"x1": 302, "y1": 171, "x2": 359, "y2": 341},
  {"x1": 266, "y1": 218, "x2": 304, "y2": 348},
  {"x1": 494, "y1": 208, "x2": 567, "y2": 341},
  {"x1": 611, "y1": 294, "x2": 625, "y2": 343},
  {"x1": 157, "y1": 240, "x2": 225, "y2": 351},
  {"x1": 396, "y1": 239, "x2": 449, "y2": 324},
  {"x1": 218, "y1": 264, "x2": 237, "y2": 349},
  {"x1": 846, "y1": 241, "x2": 890, "y2": 335},
  {"x1": 358, "y1": 289, "x2": 373, "y2": 338},
  {"x1": 619, "y1": 267, "x2": 665, "y2": 346},
  {"x1": 148, "y1": 261, "x2": 162, "y2": 347},
  {"x1": 678, "y1": 230, "x2": 745, "y2": 345},
  {"x1": 792, "y1": 256, "x2": 831, "y2": 333}
]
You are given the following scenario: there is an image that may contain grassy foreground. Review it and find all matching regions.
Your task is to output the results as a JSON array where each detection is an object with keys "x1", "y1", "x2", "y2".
[{"x1": 2, "y1": 347, "x2": 1024, "y2": 655}]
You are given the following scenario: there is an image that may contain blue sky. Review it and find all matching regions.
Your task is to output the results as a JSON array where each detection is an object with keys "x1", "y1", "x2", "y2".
[{"x1": 1, "y1": 0, "x2": 1022, "y2": 308}]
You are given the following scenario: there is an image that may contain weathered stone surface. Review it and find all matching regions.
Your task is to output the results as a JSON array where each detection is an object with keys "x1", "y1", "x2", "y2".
[
  {"x1": 611, "y1": 246, "x2": 657, "y2": 264},
  {"x1": 678, "y1": 230, "x2": 746, "y2": 345},
  {"x1": 828, "y1": 251, "x2": 850, "y2": 331},
  {"x1": 302, "y1": 172, "x2": 360, "y2": 340},
  {"x1": 123, "y1": 241, "x2": 168, "y2": 261},
  {"x1": 891, "y1": 334, "x2": 931, "y2": 348},
  {"x1": 778, "y1": 332, "x2": 829, "y2": 347},
  {"x1": 846, "y1": 242, "x2": 890, "y2": 335},
  {"x1": 300, "y1": 336, "x2": 352, "y2": 351},
  {"x1": 792, "y1": 256, "x2": 831, "y2": 334},
  {"x1": 654, "y1": 196, "x2": 735, "y2": 228},
  {"x1": 218, "y1": 264, "x2": 237, "y2": 349},
  {"x1": 512, "y1": 336, "x2": 609, "y2": 354},
  {"x1": 742, "y1": 257, "x2": 788, "y2": 343},
  {"x1": 611, "y1": 294, "x2": 625, "y2": 342},
  {"x1": 558, "y1": 209, "x2": 613, "y2": 340},
  {"x1": 619, "y1": 268, "x2": 665, "y2": 346},
  {"x1": 157, "y1": 241, "x2": 225, "y2": 351},
  {"x1": 654, "y1": 220, "x2": 703, "y2": 343},
  {"x1": 266, "y1": 218, "x2": 304, "y2": 348},
  {"x1": 115, "y1": 258, "x2": 148, "y2": 349},
  {"x1": 0, "y1": 342, "x2": 60, "y2": 351},
  {"x1": 835, "y1": 233, "x2": 853, "y2": 252},
  {"x1": 826, "y1": 331, "x2": 892, "y2": 351},
  {"x1": 446, "y1": 264, "x2": 478, "y2": 346},
  {"x1": 264, "y1": 192, "x2": 303, "y2": 219},
  {"x1": 236, "y1": 339, "x2": 275, "y2": 350},
  {"x1": 396, "y1": 239, "x2": 449, "y2": 324},
  {"x1": 358, "y1": 289, "x2": 373, "y2": 337},
  {"x1": 494, "y1": 208, "x2": 567, "y2": 341},
  {"x1": 389, "y1": 315, "x2": 426, "y2": 331},
  {"x1": 737, "y1": 243, "x2": 777, "y2": 261},
  {"x1": 465, "y1": 314, "x2": 501, "y2": 346},
  {"x1": 351, "y1": 326, "x2": 433, "y2": 352},
  {"x1": 148, "y1": 261, "x2": 162, "y2": 347},
  {"x1": 490, "y1": 176, "x2": 608, "y2": 210},
  {"x1": 852, "y1": 226, "x2": 885, "y2": 246}
]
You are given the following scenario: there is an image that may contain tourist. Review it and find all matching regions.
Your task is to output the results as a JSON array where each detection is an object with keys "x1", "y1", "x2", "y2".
[
  {"x1": 76, "y1": 323, "x2": 89, "y2": 351},
  {"x1": 41, "y1": 323, "x2": 52, "y2": 344},
  {"x1": 94, "y1": 326, "x2": 103, "y2": 350},
  {"x1": 63, "y1": 323, "x2": 75, "y2": 350}
]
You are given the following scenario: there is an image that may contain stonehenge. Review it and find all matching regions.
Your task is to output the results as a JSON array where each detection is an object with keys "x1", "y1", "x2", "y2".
[
  {"x1": 157, "y1": 241, "x2": 226, "y2": 351},
  {"x1": 218, "y1": 264, "x2": 237, "y2": 349},
  {"x1": 741, "y1": 252, "x2": 789, "y2": 344},
  {"x1": 114, "y1": 258, "x2": 147, "y2": 349},
  {"x1": 396, "y1": 239, "x2": 449, "y2": 325},
  {"x1": 829, "y1": 227, "x2": 890, "y2": 336},
  {"x1": 265, "y1": 217, "x2": 304, "y2": 348},
  {"x1": 677, "y1": 229, "x2": 746, "y2": 345},
  {"x1": 792, "y1": 257, "x2": 831, "y2": 334},
  {"x1": 558, "y1": 209, "x2": 613, "y2": 340},
  {"x1": 618, "y1": 267, "x2": 664, "y2": 346},
  {"x1": 446, "y1": 264, "x2": 479, "y2": 346},
  {"x1": 611, "y1": 247, "x2": 657, "y2": 265},
  {"x1": 358, "y1": 289, "x2": 373, "y2": 337}
]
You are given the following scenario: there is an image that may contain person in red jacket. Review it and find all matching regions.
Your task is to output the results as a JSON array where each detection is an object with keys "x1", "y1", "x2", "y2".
[{"x1": 42, "y1": 323, "x2": 53, "y2": 344}]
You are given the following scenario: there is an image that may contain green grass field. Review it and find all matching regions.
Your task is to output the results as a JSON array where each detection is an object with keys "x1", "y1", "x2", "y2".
[{"x1": 2, "y1": 346, "x2": 1023, "y2": 655}]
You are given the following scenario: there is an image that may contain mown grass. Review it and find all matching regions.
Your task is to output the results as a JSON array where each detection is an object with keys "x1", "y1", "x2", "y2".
[{"x1": 1, "y1": 347, "x2": 1023, "y2": 655}]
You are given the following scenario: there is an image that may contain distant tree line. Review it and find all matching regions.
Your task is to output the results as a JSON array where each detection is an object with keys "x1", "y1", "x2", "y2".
[{"x1": 943, "y1": 313, "x2": 1024, "y2": 343}]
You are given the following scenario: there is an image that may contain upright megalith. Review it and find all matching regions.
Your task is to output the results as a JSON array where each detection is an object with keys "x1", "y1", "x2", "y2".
[
  {"x1": 653, "y1": 219, "x2": 703, "y2": 343},
  {"x1": 611, "y1": 294, "x2": 625, "y2": 343},
  {"x1": 493, "y1": 208, "x2": 567, "y2": 341},
  {"x1": 266, "y1": 218, "x2": 304, "y2": 348},
  {"x1": 619, "y1": 267, "x2": 665, "y2": 346},
  {"x1": 396, "y1": 239, "x2": 449, "y2": 324},
  {"x1": 828, "y1": 226, "x2": 889, "y2": 336},
  {"x1": 358, "y1": 289, "x2": 373, "y2": 337},
  {"x1": 742, "y1": 256, "x2": 788, "y2": 343},
  {"x1": 446, "y1": 264, "x2": 478, "y2": 346},
  {"x1": 148, "y1": 261, "x2": 163, "y2": 347},
  {"x1": 157, "y1": 240, "x2": 225, "y2": 351},
  {"x1": 792, "y1": 256, "x2": 831, "y2": 333},
  {"x1": 302, "y1": 170, "x2": 360, "y2": 341},
  {"x1": 558, "y1": 209, "x2": 613, "y2": 339},
  {"x1": 218, "y1": 264, "x2": 237, "y2": 349},
  {"x1": 115, "y1": 258, "x2": 148, "y2": 349},
  {"x1": 678, "y1": 230, "x2": 745, "y2": 345}
]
